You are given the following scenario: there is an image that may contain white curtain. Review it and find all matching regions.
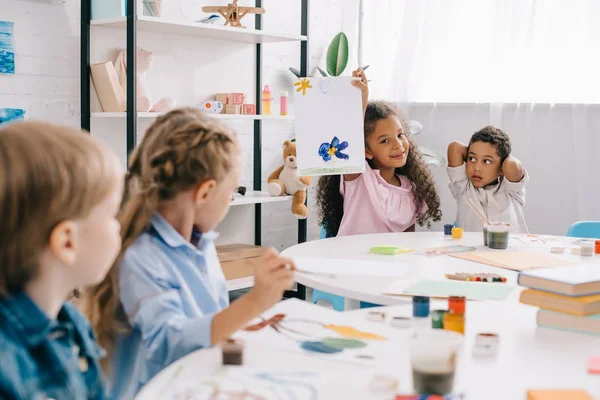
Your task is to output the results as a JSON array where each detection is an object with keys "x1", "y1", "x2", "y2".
[{"x1": 360, "y1": 0, "x2": 600, "y2": 234}]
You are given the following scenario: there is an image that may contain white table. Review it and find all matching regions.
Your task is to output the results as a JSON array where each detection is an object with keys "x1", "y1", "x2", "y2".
[
  {"x1": 137, "y1": 232, "x2": 600, "y2": 399},
  {"x1": 281, "y1": 232, "x2": 597, "y2": 306}
]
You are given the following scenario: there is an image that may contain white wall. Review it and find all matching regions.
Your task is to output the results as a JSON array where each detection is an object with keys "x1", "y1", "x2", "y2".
[
  {"x1": 0, "y1": 0, "x2": 360, "y2": 249},
  {"x1": 0, "y1": 0, "x2": 81, "y2": 128}
]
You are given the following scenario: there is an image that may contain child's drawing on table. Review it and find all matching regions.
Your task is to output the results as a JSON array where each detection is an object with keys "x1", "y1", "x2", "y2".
[
  {"x1": 447, "y1": 126, "x2": 529, "y2": 233},
  {"x1": 315, "y1": 68, "x2": 442, "y2": 237}
]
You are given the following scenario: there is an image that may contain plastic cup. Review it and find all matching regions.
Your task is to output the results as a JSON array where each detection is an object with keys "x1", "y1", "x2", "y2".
[
  {"x1": 487, "y1": 222, "x2": 509, "y2": 250},
  {"x1": 410, "y1": 329, "x2": 463, "y2": 395}
]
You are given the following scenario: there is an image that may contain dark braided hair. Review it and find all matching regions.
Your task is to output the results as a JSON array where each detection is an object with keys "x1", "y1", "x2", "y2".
[
  {"x1": 315, "y1": 101, "x2": 442, "y2": 237},
  {"x1": 83, "y1": 107, "x2": 239, "y2": 369}
]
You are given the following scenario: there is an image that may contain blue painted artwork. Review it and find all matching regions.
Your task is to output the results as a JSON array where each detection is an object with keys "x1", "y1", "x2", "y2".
[
  {"x1": 0, "y1": 21, "x2": 15, "y2": 74},
  {"x1": 0, "y1": 108, "x2": 26, "y2": 125}
]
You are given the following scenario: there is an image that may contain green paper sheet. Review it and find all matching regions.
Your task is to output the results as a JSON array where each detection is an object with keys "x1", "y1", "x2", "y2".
[
  {"x1": 369, "y1": 246, "x2": 412, "y2": 255},
  {"x1": 400, "y1": 279, "x2": 515, "y2": 301}
]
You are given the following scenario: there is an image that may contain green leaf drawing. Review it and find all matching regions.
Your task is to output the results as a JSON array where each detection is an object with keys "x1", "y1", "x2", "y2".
[
  {"x1": 288, "y1": 67, "x2": 302, "y2": 78},
  {"x1": 326, "y1": 32, "x2": 349, "y2": 76},
  {"x1": 317, "y1": 66, "x2": 328, "y2": 77}
]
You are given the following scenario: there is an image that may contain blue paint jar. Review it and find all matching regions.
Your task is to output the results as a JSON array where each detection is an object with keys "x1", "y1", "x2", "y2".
[
  {"x1": 413, "y1": 296, "x2": 430, "y2": 317},
  {"x1": 444, "y1": 224, "x2": 454, "y2": 236}
]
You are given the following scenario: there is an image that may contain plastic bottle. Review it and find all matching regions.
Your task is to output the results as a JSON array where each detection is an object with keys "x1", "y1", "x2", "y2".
[
  {"x1": 280, "y1": 90, "x2": 288, "y2": 116},
  {"x1": 261, "y1": 85, "x2": 272, "y2": 115}
]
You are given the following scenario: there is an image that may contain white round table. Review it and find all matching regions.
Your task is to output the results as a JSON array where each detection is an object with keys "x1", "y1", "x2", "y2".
[
  {"x1": 136, "y1": 233, "x2": 600, "y2": 399},
  {"x1": 281, "y1": 232, "x2": 597, "y2": 306}
]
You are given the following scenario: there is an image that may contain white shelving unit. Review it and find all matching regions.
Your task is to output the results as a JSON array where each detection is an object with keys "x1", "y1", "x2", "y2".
[
  {"x1": 83, "y1": 1, "x2": 309, "y2": 297},
  {"x1": 92, "y1": 112, "x2": 294, "y2": 121},
  {"x1": 91, "y1": 16, "x2": 306, "y2": 44}
]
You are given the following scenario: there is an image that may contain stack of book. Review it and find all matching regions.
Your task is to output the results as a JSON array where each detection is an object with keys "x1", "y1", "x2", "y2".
[{"x1": 518, "y1": 264, "x2": 600, "y2": 335}]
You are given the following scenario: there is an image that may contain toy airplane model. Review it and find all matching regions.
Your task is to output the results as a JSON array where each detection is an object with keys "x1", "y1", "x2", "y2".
[{"x1": 202, "y1": 0, "x2": 265, "y2": 28}]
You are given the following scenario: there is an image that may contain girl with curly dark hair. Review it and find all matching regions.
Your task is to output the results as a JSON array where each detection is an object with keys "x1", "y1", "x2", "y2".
[{"x1": 315, "y1": 69, "x2": 442, "y2": 237}]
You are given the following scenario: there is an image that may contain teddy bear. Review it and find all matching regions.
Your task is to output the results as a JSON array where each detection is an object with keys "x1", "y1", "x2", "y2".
[
  {"x1": 114, "y1": 48, "x2": 176, "y2": 112},
  {"x1": 268, "y1": 140, "x2": 312, "y2": 219}
]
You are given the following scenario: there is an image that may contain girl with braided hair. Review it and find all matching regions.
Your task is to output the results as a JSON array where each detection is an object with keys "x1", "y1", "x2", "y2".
[{"x1": 83, "y1": 107, "x2": 295, "y2": 399}]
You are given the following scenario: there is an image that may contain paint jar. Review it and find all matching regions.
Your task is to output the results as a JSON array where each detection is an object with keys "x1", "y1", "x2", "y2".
[
  {"x1": 410, "y1": 330, "x2": 463, "y2": 395},
  {"x1": 581, "y1": 241, "x2": 595, "y2": 257},
  {"x1": 444, "y1": 224, "x2": 453, "y2": 236},
  {"x1": 280, "y1": 91, "x2": 288, "y2": 116},
  {"x1": 448, "y1": 296, "x2": 466, "y2": 314},
  {"x1": 451, "y1": 227, "x2": 463, "y2": 239},
  {"x1": 221, "y1": 338, "x2": 244, "y2": 365},
  {"x1": 487, "y1": 222, "x2": 509, "y2": 250},
  {"x1": 443, "y1": 312, "x2": 465, "y2": 335},
  {"x1": 596, "y1": 240, "x2": 600, "y2": 255},
  {"x1": 142, "y1": 0, "x2": 162, "y2": 17},
  {"x1": 412, "y1": 296, "x2": 430, "y2": 318},
  {"x1": 431, "y1": 310, "x2": 447, "y2": 329}
]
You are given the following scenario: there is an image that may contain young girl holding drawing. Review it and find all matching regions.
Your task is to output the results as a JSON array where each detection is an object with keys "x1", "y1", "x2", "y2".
[
  {"x1": 447, "y1": 126, "x2": 528, "y2": 233},
  {"x1": 84, "y1": 108, "x2": 295, "y2": 399},
  {"x1": 0, "y1": 122, "x2": 123, "y2": 399},
  {"x1": 315, "y1": 68, "x2": 442, "y2": 237}
]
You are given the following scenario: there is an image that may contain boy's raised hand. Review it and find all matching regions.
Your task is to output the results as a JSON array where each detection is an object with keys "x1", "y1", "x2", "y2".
[
  {"x1": 352, "y1": 68, "x2": 369, "y2": 116},
  {"x1": 248, "y1": 248, "x2": 295, "y2": 312}
]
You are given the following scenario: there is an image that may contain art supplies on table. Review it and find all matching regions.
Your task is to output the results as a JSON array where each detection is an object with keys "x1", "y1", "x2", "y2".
[
  {"x1": 517, "y1": 264, "x2": 600, "y2": 296},
  {"x1": 384, "y1": 279, "x2": 515, "y2": 301},
  {"x1": 444, "y1": 224, "x2": 453, "y2": 236},
  {"x1": 581, "y1": 241, "x2": 595, "y2": 256},
  {"x1": 294, "y1": 77, "x2": 365, "y2": 176},
  {"x1": 472, "y1": 332, "x2": 499, "y2": 357},
  {"x1": 450, "y1": 251, "x2": 571, "y2": 271},
  {"x1": 221, "y1": 338, "x2": 244, "y2": 365},
  {"x1": 412, "y1": 296, "x2": 430, "y2": 318},
  {"x1": 369, "y1": 245, "x2": 412, "y2": 255},
  {"x1": 445, "y1": 272, "x2": 507, "y2": 283},
  {"x1": 451, "y1": 227, "x2": 463, "y2": 239},
  {"x1": 526, "y1": 390, "x2": 593, "y2": 400},
  {"x1": 536, "y1": 309, "x2": 600, "y2": 336},
  {"x1": 519, "y1": 289, "x2": 600, "y2": 316},
  {"x1": 390, "y1": 316, "x2": 412, "y2": 328},
  {"x1": 431, "y1": 310, "x2": 447, "y2": 329},
  {"x1": 235, "y1": 298, "x2": 400, "y2": 366},
  {"x1": 422, "y1": 245, "x2": 477, "y2": 256}
]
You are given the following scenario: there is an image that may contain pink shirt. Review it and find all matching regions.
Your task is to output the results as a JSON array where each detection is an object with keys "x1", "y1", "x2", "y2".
[{"x1": 337, "y1": 161, "x2": 424, "y2": 237}]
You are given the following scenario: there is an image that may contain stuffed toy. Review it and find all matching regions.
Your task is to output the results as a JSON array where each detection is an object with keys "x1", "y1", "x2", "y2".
[
  {"x1": 268, "y1": 140, "x2": 312, "y2": 219},
  {"x1": 114, "y1": 48, "x2": 176, "y2": 113}
]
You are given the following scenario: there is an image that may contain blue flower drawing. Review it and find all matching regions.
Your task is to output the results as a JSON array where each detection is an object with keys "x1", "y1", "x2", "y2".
[{"x1": 318, "y1": 136, "x2": 349, "y2": 162}]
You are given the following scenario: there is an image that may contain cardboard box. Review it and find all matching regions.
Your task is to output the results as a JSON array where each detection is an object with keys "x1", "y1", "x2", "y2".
[
  {"x1": 242, "y1": 104, "x2": 256, "y2": 115},
  {"x1": 217, "y1": 244, "x2": 268, "y2": 280},
  {"x1": 225, "y1": 104, "x2": 241, "y2": 115}
]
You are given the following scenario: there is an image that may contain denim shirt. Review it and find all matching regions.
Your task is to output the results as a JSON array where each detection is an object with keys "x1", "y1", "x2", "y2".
[
  {"x1": 108, "y1": 212, "x2": 229, "y2": 399},
  {"x1": 0, "y1": 292, "x2": 106, "y2": 400}
]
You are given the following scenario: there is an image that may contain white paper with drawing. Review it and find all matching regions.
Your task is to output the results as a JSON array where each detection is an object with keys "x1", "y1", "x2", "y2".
[{"x1": 294, "y1": 77, "x2": 365, "y2": 176}]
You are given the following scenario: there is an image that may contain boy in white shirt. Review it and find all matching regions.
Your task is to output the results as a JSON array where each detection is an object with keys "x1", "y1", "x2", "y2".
[{"x1": 447, "y1": 125, "x2": 529, "y2": 233}]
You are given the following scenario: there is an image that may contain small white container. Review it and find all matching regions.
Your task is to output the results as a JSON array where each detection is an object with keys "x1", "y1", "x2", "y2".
[{"x1": 581, "y1": 241, "x2": 595, "y2": 257}]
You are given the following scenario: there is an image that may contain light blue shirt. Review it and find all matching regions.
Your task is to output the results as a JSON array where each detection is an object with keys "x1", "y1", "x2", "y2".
[{"x1": 109, "y1": 213, "x2": 229, "y2": 399}]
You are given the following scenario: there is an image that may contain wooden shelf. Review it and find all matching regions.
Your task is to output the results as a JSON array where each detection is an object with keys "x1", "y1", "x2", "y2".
[
  {"x1": 91, "y1": 16, "x2": 307, "y2": 44},
  {"x1": 231, "y1": 191, "x2": 291, "y2": 206},
  {"x1": 91, "y1": 112, "x2": 294, "y2": 121}
]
